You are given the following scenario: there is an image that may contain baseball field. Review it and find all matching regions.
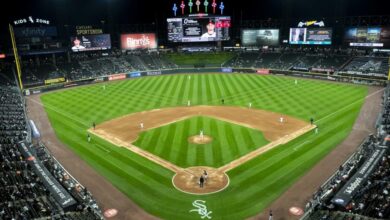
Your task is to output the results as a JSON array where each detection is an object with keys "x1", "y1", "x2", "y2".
[{"x1": 40, "y1": 74, "x2": 367, "y2": 219}]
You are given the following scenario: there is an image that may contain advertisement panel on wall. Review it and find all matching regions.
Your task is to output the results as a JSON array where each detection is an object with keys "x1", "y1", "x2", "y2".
[
  {"x1": 344, "y1": 27, "x2": 390, "y2": 47},
  {"x1": 241, "y1": 29, "x2": 279, "y2": 46},
  {"x1": 121, "y1": 33, "x2": 157, "y2": 50},
  {"x1": 70, "y1": 34, "x2": 111, "y2": 52}
]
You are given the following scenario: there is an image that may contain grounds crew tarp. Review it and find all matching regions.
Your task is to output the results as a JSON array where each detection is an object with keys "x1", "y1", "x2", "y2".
[
  {"x1": 331, "y1": 147, "x2": 386, "y2": 207},
  {"x1": 17, "y1": 142, "x2": 77, "y2": 210}
]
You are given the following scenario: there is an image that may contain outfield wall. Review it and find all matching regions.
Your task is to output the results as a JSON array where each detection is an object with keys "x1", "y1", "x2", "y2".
[{"x1": 24, "y1": 67, "x2": 387, "y2": 95}]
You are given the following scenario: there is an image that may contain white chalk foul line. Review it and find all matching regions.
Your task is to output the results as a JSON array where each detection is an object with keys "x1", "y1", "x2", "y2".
[
  {"x1": 293, "y1": 141, "x2": 311, "y2": 151},
  {"x1": 94, "y1": 144, "x2": 111, "y2": 153}
]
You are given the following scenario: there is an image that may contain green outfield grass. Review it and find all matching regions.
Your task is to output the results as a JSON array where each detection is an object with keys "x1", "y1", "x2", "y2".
[
  {"x1": 133, "y1": 116, "x2": 269, "y2": 168},
  {"x1": 164, "y1": 52, "x2": 235, "y2": 66},
  {"x1": 40, "y1": 74, "x2": 368, "y2": 219}
]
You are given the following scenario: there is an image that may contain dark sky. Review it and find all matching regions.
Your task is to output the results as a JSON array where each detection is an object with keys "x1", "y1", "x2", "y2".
[
  {"x1": 1, "y1": 0, "x2": 389, "y2": 27},
  {"x1": 0, "y1": 0, "x2": 388, "y2": 50}
]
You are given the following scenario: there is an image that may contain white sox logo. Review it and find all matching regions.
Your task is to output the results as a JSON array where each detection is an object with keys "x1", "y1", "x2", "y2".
[{"x1": 189, "y1": 200, "x2": 212, "y2": 219}]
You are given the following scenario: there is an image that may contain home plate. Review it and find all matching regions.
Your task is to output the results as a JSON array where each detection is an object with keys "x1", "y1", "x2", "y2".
[
  {"x1": 289, "y1": 206, "x2": 304, "y2": 216},
  {"x1": 104, "y1": 208, "x2": 118, "y2": 218}
]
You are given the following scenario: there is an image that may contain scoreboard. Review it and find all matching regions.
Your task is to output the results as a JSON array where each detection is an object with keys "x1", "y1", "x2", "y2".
[{"x1": 167, "y1": 16, "x2": 231, "y2": 43}]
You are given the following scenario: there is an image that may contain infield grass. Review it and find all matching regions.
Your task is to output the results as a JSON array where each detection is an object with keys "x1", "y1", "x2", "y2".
[
  {"x1": 133, "y1": 116, "x2": 269, "y2": 168},
  {"x1": 40, "y1": 74, "x2": 368, "y2": 219}
]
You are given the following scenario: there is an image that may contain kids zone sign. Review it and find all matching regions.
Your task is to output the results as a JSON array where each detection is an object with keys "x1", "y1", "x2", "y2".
[{"x1": 120, "y1": 33, "x2": 157, "y2": 50}]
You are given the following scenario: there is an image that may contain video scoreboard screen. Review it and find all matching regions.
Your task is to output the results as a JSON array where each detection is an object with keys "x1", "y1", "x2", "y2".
[
  {"x1": 241, "y1": 29, "x2": 279, "y2": 46},
  {"x1": 70, "y1": 34, "x2": 111, "y2": 52},
  {"x1": 289, "y1": 28, "x2": 332, "y2": 45},
  {"x1": 167, "y1": 16, "x2": 231, "y2": 42},
  {"x1": 344, "y1": 27, "x2": 390, "y2": 47}
]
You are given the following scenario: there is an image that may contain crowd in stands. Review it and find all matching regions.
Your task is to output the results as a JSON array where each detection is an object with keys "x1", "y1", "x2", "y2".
[
  {"x1": 303, "y1": 85, "x2": 390, "y2": 220},
  {"x1": 20, "y1": 50, "x2": 178, "y2": 86},
  {"x1": 0, "y1": 77, "x2": 104, "y2": 219},
  {"x1": 8, "y1": 47, "x2": 387, "y2": 87},
  {"x1": 224, "y1": 50, "x2": 352, "y2": 72},
  {"x1": 338, "y1": 57, "x2": 389, "y2": 79}
]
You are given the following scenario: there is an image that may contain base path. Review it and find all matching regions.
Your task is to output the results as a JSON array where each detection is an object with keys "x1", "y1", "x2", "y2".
[
  {"x1": 90, "y1": 105, "x2": 313, "y2": 194},
  {"x1": 92, "y1": 105, "x2": 309, "y2": 145}
]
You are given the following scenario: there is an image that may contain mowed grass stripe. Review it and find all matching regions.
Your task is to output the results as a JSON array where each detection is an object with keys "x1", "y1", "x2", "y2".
[{"x1": 41, "y1": 74, "x2": 368, "y2": 220}]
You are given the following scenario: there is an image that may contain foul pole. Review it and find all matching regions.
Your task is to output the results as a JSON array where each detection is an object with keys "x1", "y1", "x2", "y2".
[{"x1": 9, "y1": 24, "x2": 23, "y2": 90}]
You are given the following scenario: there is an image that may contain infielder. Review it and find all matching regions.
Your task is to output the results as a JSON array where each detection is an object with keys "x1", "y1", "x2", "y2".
[{"x1": 140, "y1": 122, "x2": 144, "y2": 129}]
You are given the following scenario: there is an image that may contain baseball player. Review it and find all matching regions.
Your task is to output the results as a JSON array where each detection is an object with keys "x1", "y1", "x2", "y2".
[
  {"x1": 203, "y1": 170, "x2": 208, "y2": 182},
  {"x1": 249, "y1": 102, "x2": 252, "y2": 108},
  {"x1": 199, "y1": 176, "x2": 205, "y2": 188},
  {"x1": 140, "y1": 122, "x2": 144, "y2": 129},
  {"x1": 87, "y1": 133, "x2": 91, "y2": 143},
  {"x1": 280, "y1": 117, "x2": 284, "y2": 123},
  {"x1": 188, "y1": 100, "x2": 191, "y2": 106}
]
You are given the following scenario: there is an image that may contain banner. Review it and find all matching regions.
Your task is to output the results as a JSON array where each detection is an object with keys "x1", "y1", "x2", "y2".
[
  {"x1": 45, "y1": 77, "x2": 65, "y2": 85},
  {"x1": 129, "y1": 72, "x2": 141, "y2": 78},
  {"x1": 108, "y1": 74, "x2": 126, "y2": 81},
  {"x1": 146, "y1": 71, "x2": 162, "y2": 76},
  {"x1": 257, "y1": 69, "x2": 270, "y2": 74},
  {"x1": 75, "y1": 26, "x2": 103, "y2": 35},
  {"x1": 17, "y1": 142, "x2": 77, "y2": 210},
  {"x1": 331, "y1": 148, "x2": 386, "y2": 207},
  {"x1": 221, "y1": 67, "x2": 233, "y2": 73},
  {"x1": 311, "y1": 67, "x2": 334, "y2": 73},
  {"x1": 14, "y1": 26, "x2": 58, "y2": 38},
  {"x1": 121, "y1": 33, "x2": 157, "y2": 50}
]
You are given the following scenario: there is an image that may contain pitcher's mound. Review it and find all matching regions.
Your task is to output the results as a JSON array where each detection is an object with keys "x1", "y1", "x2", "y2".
[
  {"x1": 172, "y1": 166, "x2": 229, "y2": 195},
  {"x1": 188, "y1": 135, "x2": 213, "y2": 144}
]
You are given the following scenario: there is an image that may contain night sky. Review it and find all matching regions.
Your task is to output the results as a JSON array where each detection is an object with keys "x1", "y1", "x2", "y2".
[
  {"x1": 1, "y1": 0, "x2": 389, "y2": 27},
  {"x1": 0, "y1": 0, "x2": 389, "y2": 50}
]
